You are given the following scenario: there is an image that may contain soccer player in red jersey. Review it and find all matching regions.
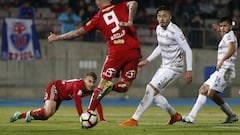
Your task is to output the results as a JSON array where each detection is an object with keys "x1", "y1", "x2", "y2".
[
  {"x1": 9, "y1": 72, "x2": 105, "y2": 123},
  {"x1": 48, "y1": 0, "x2": 141, "y2": 113}
]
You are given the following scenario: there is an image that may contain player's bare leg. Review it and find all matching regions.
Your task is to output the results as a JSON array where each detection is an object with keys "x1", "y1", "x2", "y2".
[
  {"x1": 27, "y1": 100, "x2": 57, "y2": 122},
  {"x1": 26, "y1": 100, "x2": 57, "y2": 122}
]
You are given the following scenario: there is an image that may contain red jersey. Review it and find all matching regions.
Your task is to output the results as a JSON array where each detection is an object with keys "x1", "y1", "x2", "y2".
[
  {"x1": 83, "y1": 2, "x2": 140, "y2": 57},
  {"x1": 54, "y1": 79, "x2": 92, "y2": 100}
]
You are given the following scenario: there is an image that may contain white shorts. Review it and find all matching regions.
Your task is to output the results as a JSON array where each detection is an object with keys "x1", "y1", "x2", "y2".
[
  {"x1": 204, "y1": 68, "x2": 235, "y2": 93},
  {"x1": 150, "y1": 67, "x2": 181, "y2": 93}
]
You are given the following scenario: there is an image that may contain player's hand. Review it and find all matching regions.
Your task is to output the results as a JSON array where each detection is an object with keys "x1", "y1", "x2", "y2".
[
  {"x1": 48, "y1": 32, "x2": 59, "y2": 43},
  {"x1": 119, "y1": 21, "x2": 133, "y2": 27},
  {"x1": 216, "y1": 61, "x2": 223, "y2": 71},
  {"x1": 184, "y1": 71, "x2": 192, "y2": 84},
  {"x1": 212, "y1": 23, "x2": 219, "y2": 32},
  {"x1": 212, "y1": 23, "x2": 223, "y2": 37},
  {"x1": 138, "y1": 60, "x2": 149, "y2": 70}
]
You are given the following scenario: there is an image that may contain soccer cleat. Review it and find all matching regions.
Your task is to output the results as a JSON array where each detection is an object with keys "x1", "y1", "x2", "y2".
[
  {"x1": 181, "y1": 115, "x2": 194, "y2": 124},
  {"x1": 97, "y1": 81, "x2": 114, "y2": 100},
  {"x1": 119, "y1": 118, "x2": 138, "y2": 127},
  {"x1": 223, "y1": 114, "x2": 238, "y2": 124},
  {"x1": 25, "y1": 111, "x2": 34, "y2": 123},
  {"x1": 9, "y1": 111, "x2": 21, "y2": 122},
  {"x1": 166, "y1": 112, "x2": 182, "y2": 125}
]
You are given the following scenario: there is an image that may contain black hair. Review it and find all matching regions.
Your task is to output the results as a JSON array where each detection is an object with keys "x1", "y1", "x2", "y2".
[
  {"x1": 219, "y1": 17, "x2": 232, "y2": 25},
  {"x1": 156, "y1": 5, "x2": 170, "y2": 14}
]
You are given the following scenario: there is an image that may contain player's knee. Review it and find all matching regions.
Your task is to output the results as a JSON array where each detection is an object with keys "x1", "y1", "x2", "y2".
[
  {"x1": 113, "y1": 81, "x2": 129, "y2": 93},
  {"x1": 44, "y1": 109, "x2": 55, "y2": 118},
  {"x1": 207, "y1": 90, "x2": 217, "y2": 100},
  {"x1": 199, "y1": 84, "x2": 209, "y2": 95},
  {"x1": 145, "y1": 84, "x2": 156, "y2": 95},
  {"x1": 148, "y1": 83, "x2": 159, "y2": 95}
]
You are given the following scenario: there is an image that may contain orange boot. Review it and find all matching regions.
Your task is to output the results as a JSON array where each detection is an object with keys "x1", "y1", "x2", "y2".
[
  {"x1": 119, "y1": 117, "x2": 138, "y2": 127},
  {"x1": 166, "y1": 112, "x2": 182, "y2": 125}
]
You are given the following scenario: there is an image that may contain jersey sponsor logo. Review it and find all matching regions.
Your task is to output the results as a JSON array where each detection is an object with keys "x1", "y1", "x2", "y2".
[
  {"x1": 111, "y1": 30, "x2": 125, "y2": 40},
  {"x1": 103, "y1": 68, "x2": 116, "y2": 78},
  {"x1": 125, "y1": 70, "x2": 136, "y2": 79},
  {"x1": 113, "y1": 39, "x2": 125, "y2": 44}
]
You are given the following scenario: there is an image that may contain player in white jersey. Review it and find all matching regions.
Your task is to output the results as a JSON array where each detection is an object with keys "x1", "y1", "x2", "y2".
[
  {"x1": 182, "y1": 17, "x2": 238, "y2": 124},
  {"x1": 119, "y1": 5, "x2": 193, "y2": 126}
]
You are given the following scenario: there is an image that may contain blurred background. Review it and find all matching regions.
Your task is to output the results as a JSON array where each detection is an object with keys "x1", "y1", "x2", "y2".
[{"x1": 0, "y1": 0, "x2": 240, "y2": 100}]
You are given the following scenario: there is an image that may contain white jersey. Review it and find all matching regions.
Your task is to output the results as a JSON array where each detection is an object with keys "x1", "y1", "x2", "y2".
[
  {"x1": 218, "y1": 30, "x2": 238, "y2": 71},
  {"x1": 146, "y1": 22, "x2": 192, "y2": 73},
  {"x1": 204, "y1": 30, "x2": 237, "y2": 92}
]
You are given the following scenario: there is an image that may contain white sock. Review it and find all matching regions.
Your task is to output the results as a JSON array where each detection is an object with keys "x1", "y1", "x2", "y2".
[
  {"x1": 188, "y1": 94, "x2": 207, "y2": 122},
  {"x1": 154, "y1": 94, "x2": 176, "y2": 116},
  {"x1": 132, "y1": 85, "x2": 154, "y2": 120}
]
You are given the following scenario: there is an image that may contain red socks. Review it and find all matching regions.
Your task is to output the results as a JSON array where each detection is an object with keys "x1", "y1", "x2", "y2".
[
  {"x1": 30, "y1": 108, "x2": 47, "y2": 120},
  {"x1": 88, "y1": 88, "x2": 102, "y2": 110}
]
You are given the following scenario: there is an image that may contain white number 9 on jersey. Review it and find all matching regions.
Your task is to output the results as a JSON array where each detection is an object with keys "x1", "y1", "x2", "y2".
[{"x1": 103, "y1": 10, "x2": 120, "y2": 33}]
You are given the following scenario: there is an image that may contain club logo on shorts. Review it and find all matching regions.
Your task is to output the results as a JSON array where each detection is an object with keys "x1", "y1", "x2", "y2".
[
  {"x1": 103, "y1": 68, "x2": 116, "y2": 78},
  {"x1": 125, "y1": 70, "x2": 136, "y2": 79}
]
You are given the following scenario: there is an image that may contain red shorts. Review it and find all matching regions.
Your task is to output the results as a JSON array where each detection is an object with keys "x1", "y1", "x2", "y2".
[
  {"x1": 101, "y1": 49, "x2": 141, "y2": 81},
  {"x1": 44, "y1": 81, "x2": 62, "y2": 108}
]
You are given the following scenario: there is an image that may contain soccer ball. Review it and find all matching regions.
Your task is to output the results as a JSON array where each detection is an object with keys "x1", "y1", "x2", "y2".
[{"x1": 80, "y1": 110, "x2": 98, "y2": 128}]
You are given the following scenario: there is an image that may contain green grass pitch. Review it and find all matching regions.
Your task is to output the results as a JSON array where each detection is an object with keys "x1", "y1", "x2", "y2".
[{"x1": 0, "y1": 106, "x2": 239, "y2": 135}]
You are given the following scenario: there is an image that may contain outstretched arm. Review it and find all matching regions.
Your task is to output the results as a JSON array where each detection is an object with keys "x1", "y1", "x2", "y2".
[
  {"x1": 138, "y1": 45, "x2": 161, "y2": 70},
  {"x1": 48, "y1": 27, "x2": 87, "y2": 43}
]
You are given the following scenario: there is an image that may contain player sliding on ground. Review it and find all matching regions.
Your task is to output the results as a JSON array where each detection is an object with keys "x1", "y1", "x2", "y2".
[
  {"x1": 9, "y1": 72, "x2": 105, "y2": 123},
  {"x1": 119, "y1": 5, "x2": 193, "y2": 126}
]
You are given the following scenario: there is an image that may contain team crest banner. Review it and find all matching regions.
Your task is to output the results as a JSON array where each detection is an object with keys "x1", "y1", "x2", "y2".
[{"x1": 1, "y1": 18, "x2": 41, "y2": 61}]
